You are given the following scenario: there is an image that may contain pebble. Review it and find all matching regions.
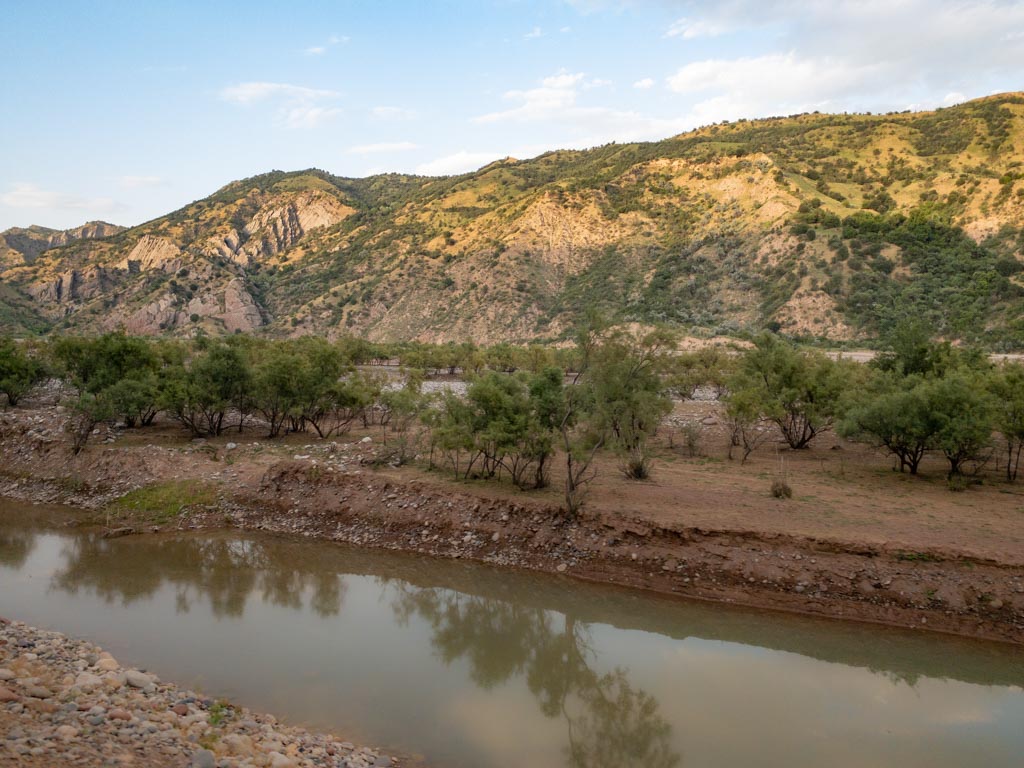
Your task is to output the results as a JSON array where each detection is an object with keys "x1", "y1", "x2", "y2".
[
  {"x1": 75, "y1": 671, "x2": 104, "y2": 689},
  {"x1": 191, "y1": 748, "x2": 216, "y2": 768},
  {"x1": 124, "y1": 670, "x2": 154, "y2": 689}
]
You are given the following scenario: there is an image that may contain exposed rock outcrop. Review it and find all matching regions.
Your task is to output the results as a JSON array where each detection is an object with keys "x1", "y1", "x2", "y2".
[
  {"x1": 0, "y1": 221, "x2": 123, "y2": 267},
  {"x1": 117, "y1": 235, "x2": 182, "y2": 273},
  {"x1": 27, "y1": 266, "x2": 115, "y2": 306},
  {"x1": 207, "y1": 191, "x2": 352, "y2": 264}
]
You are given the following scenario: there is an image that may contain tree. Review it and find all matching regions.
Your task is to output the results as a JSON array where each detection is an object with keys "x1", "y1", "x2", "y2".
[
  {"x1": 922, "y1": 372, "x2": 995, "y2": 480},
  {"x1": 558, "y1": 315, "x2": 607, "y2": 515},
  {"x1": 987, "y1": 363, "x2": 1024, "y2": 482},
  {"x1": 588, "y1": 329, "x2": 674, "y2": 479},
  {"x1": 0, "y1": 338, "x2": 45, "y2": 407},
  {"x1": 161, "y1": 342, "x2": 253, "y2": 437},
  {"x1": 724, "y1": 386, "x2": 773, "y2": 463},
  {"x1": 251, "y1": 343, "x2": 304, "y2": 438},
  {"x1": 727, "y1": 334, "x2": 850, "y2": 450},
  {"x1": 839, "y1": 373, "x2": 936, "y2": 475}
]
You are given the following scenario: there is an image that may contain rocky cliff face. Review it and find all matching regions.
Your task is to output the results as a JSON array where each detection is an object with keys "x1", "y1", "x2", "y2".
[
  {"x1": 205, "y1": 191, "x2": 353, "y2": 265},
  {"x1": 0, "y1": 221, "x2": 123, "y2": 268}
]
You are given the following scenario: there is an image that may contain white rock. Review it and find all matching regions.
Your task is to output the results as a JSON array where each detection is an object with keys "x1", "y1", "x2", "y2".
[
  {"x1": 125, "y1": 670, "x2": 154, "y2": 689},
  {"x1": 75, "y1": 672, "x2": 103, "y2": 690}
]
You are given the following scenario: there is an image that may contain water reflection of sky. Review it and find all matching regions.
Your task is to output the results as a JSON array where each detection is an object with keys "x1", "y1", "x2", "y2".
[{"x1": 1, "y1": 516, "x2": 1022, "y2": 768}]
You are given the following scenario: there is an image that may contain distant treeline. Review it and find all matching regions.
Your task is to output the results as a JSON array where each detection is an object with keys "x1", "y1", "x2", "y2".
[{"x1": 1, "y1": 319, "x2": 1022, "y2": 509}]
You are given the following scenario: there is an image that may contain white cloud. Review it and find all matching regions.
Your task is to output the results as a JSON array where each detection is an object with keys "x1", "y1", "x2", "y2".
[
  {"x1": 303, "y1": 34, "x2": 348, "y2": 56},
  {"x1": 633, "y1": 78, "x2": 654, "y2": 90},
  {"x1": 1, "y1": 182, "x2": 120, "y2": 213},
  {"x1": 943, "y1": 91, "x2": 967, "y2": 106},
  {"x1": 347, "y1": 141, "x2": 419, "y2": 155},
  {"x1": 415, "y1": 151, "x2": 506, "y2": 176},
  {"x1": 371, "y1": 105, "x2": 418, "y2": 121},
  {"x1": 560, "y1": 26, "x2": 572, "y2": 33},
  {"x1": 220, "y1": 82, "x2": 342, "y2": 128},
  {"x1": 474, "y1": 72, "x2": 586, "y2": 124},
  {"x1": 220, "y1": 82, "x2": 338, "y2": 105},
  {"x1": 473, "y1": 71, "x2": 691, "y2": 145},
  {"x1": 524, "y1": 26, "x2": 543, "y2": 39},
  {"x1": 665, "y1": 17, "x2": 729, "y2": 40},
  {"x1": 282, "y1": 105, "x2": 343, "y2": 129},
  {"x1": 119, "y1": 175, "x2": 163, "y2": 189},
  {"x1": 667, "y1": 52, "x2": 880, "y2": 123}
]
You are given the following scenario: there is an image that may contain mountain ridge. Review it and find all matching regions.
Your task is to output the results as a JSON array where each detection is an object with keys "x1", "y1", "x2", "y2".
[{"x1": 2, "y1": 93, "x2": 1024, "y2": 346}]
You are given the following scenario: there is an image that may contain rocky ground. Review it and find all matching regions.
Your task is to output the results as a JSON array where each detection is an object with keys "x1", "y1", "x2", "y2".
[{"x1": 0, "y1": 618, "x2": 396, "y2": 768}]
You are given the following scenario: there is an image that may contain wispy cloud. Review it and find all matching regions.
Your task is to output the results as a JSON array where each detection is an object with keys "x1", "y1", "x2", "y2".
[
  {"x1": 633, "y1": 77, "x2": 654, "y2": 90},
  {"x1": 220, "y1": 82, "x2": 338, "y2": 105},
  {"x1": 347, "y1": 141, "x2": 419, "y2": 155},
  {"x1": 524, "y1": 26, "x2": 543, "y2": 39},
  {"x1": 119, "y1": 175, "x2": 164, "y2": 189},
  {"x1": 473, "y1": 70, "x2": 691, "y2": 145},
  {"x1": 415, "y1": 151, "x2": 505, "y2": 176},
  {"x1": 220, "y1": 82, "x2": 342, "y2": 128},
  {"x1": 665, "y1": 17, "x2": 730, "y2": 40},
  {"x1": 1, "y1": 182, "x2": 121, "y2": 213},
  {"x1": 303, "y1": 34, "x2": 349, "y2": 56}
]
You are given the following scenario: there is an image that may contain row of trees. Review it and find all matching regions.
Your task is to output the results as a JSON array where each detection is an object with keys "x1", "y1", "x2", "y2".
[
  {"x1": 3, "y1": 320, "x2": 1024, "y2": 506},
  {"x1": 0, "y1": 325, "x2": 677, "y2": 513},
  {"x1": 719, "y1": 322, "x2": 1024, "y2": 485}
]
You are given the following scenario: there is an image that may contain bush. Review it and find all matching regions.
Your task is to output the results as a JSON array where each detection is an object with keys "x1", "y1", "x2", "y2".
[{"x1": 770, "y1": 479, "x2": 793, "y2": 499}]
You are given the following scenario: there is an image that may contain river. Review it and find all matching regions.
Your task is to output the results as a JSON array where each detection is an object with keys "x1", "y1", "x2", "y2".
[{"x1": 1, "y1": 501, "x2": 1022, "y2": 767}]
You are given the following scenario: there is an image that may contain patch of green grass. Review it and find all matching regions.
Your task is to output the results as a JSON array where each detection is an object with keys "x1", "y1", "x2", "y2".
[
  {"x1": 107, "y1": 480, "x2": 217, "y2": 523},
  {"x1": 208, "y1": 701, "x2": 232, "y2": 727}
]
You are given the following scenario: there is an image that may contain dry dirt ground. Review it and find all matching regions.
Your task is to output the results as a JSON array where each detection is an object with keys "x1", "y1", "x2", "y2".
[{"x1": 1, "y1": 393, "x2": 1023, "y2": 645}]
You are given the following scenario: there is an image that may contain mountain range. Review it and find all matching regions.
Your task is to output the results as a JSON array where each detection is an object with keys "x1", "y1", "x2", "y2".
[{"x1": 2, "y1": 93, "x2": 1023, "y2": 347}]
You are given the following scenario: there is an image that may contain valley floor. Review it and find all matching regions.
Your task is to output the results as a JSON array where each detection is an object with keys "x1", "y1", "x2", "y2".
[{"x1": 1, "y1": 396, "x2": 1023, "y2": 645}]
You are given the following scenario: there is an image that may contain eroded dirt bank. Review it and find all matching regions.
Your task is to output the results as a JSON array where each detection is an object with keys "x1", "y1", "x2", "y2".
[{"x1": 1, "y1": 405, "x2": 1023, "y2": 646}]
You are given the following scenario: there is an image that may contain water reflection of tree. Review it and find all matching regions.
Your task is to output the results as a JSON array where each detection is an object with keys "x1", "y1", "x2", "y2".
[
  {"x1": 391, "y1": 587, "x2": 681, "y2": 768},
  {"x1": 52, "y1": 536, "x2": 346, "y2": 619},
  {"x1": 0, "y1": 529, "x2": 35, "y2": 568}
]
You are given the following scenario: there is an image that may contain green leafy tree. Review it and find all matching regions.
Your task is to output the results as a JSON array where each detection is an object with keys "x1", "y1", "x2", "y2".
[
  {"x1": 922, "y1": 372, "x2": 995, "y2": 480},
  {"x1": 839, "y1": 373, "x2": 937, "y2": 474},
  {"x1": 727, "y1": 334, "x2": 851, "y2": 450},
  {"x1": 161, "y1": 341, "x2": 253, "y2": 437},
  {"x1": 588, "y1": 329, "x2": 675, "y2": 479},
  {"x1": 987, "y1": 362, "x2": 1024, "y2": 481},
  {"x1": 0, "y1": 338, "x2": 45, "y2": 407}
]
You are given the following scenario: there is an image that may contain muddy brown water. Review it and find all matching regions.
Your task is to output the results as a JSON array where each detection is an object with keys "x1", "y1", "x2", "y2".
[{"x1": 2, "y1": 501, "x2": 1023, "y2": 768}]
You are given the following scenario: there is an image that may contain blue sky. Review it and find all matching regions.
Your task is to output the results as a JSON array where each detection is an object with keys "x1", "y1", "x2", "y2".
[{"x1": 2, "y1": 0, "x2": 1023, "y2": 230}]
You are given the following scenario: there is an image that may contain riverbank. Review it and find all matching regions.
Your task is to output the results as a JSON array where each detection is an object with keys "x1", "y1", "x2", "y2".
[
  {"x1": 0, "y1": 618, "x2": 396, "y2": 768},
  {"x1": 1, "y1": 402, "x2": 1023, "y2": 645}
]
